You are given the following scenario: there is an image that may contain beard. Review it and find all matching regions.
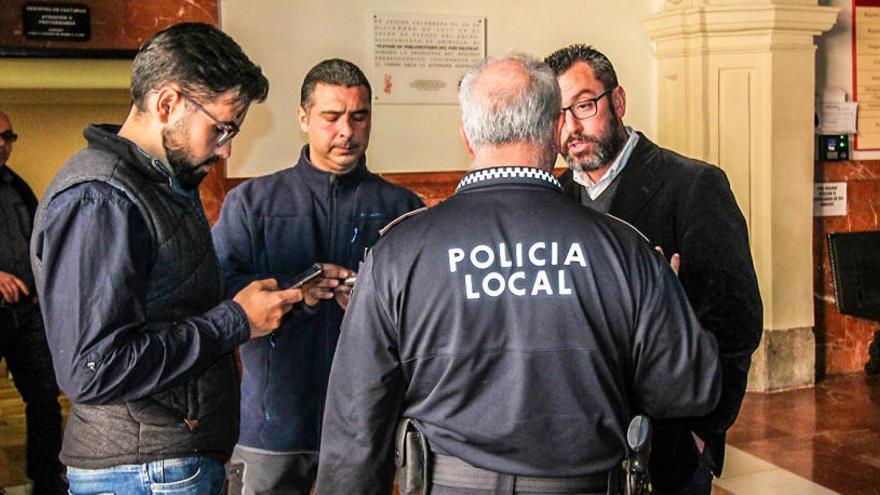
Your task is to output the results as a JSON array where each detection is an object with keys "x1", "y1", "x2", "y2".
[
  {"x1": 563, "y1": 112, "x2": 628, "y2": 173},
  {"x1": 162, "y1": 119, "x2": 217, "y2": 190}
]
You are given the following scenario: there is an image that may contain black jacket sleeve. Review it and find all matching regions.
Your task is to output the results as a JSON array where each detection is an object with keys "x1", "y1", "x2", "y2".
[
  {"x1": 676, "y1": 166, "x2": 763, "y2": 439},
  {"x1": 35, "y1": 182, "x2": 251, "y2": 405},
  {"x1": 7, "y1": 166, "x2": 38, "y2": 224},
  {"x1": 315, "y1": 252, "x2": 406, "y2": 495},
  {"x1": 631, "y1": 248, "x2": 722, "y2": 419}
]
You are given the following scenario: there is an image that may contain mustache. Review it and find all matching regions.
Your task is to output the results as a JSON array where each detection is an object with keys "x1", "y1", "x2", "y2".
[
  {"x1": 332, "y1": 140, "x2": 360, "y2": 149},
  {"x1": 565, "y1": 134, "x2": 601, "y2": 148},
  {"x1": 197, "y1": 156, "x2": 221, "y2": 168}
]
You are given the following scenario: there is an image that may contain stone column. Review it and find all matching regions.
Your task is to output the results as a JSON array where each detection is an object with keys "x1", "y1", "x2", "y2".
[{"x1": 644, "y1": 0, "x2": 838, "y2": 391}]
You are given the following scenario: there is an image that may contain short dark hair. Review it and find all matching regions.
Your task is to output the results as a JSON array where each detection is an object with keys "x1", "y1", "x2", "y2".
[
  {"x1": 131, "y1": 22, "x2": 269, "y2": 110},
  {"x1": 544, "y1": 44, "x2": 618, "y2": 92},
  {"x1": 300, "y1": 59, "x2": 371, "y2": 110}
]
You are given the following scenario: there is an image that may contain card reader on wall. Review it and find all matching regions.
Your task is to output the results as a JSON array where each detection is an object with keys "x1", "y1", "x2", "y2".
[{"x1": 816, "y1": 134, "x2": 849, "y2": 161}]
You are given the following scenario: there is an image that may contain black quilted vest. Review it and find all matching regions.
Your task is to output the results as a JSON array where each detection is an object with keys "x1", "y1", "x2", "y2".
[{"x1": 32, "y1": 125, "x2": 239, "y2": 468}]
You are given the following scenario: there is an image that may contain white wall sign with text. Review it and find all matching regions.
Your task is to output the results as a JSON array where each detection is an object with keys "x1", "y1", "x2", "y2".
[
  {"x1": 371, "y1": 12, "x2": 485, "y2": 104},
  {"x1": 814, "y1": 182, "x2": 848, "y2": 217}
]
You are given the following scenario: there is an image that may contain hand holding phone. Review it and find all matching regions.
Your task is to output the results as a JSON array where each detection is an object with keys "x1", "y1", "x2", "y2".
[
  {"x1": 294, "y1": 263, "x2": 353, "y2": 307},
  {"x1": 281, "y1": 263, "x2": 324, "y2": 290},
  {"x1": 234, "y1": 279, "x2": 304, "y2": 339}
]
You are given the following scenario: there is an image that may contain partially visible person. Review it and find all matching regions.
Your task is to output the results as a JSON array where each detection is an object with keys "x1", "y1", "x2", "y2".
[
  {"x1": 213, "y1": 57, "x2": 424, "y2": 495},
  {"x1": 0, "y1": 111, "x2": 66, "y2": 494},
  {"x1": 314, "y1": 53, "x2": 721, "y2": 495},
  {"x1": 30, "y1": 23, "x2": 302, "y2": 494},
  {"x1": 545, "y1": 43, "x2": 763, "y2": 495}
]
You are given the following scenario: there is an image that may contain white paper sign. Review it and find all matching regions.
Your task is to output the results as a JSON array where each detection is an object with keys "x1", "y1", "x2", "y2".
[
  {"x1": 817, "y1": 102, "x2": 859, "y2": 134},
  {"x1": 371, "y1": 12, "x2": 486, "y2": 104},
  {"x1": 814, "y1": 182, "x2": 848, "y2": 217}
]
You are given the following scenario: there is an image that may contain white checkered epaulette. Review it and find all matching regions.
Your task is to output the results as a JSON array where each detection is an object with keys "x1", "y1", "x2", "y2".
[
  {"x1": 456, "y1": 167, "x2": 560, "y2": 191},
  {"x1": 379, "y1": 207, "x2": 429, "y2": 237}
]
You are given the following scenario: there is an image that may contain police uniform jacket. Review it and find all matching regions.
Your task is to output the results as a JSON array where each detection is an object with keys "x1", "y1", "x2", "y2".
[
  {"x1": 315, "y1": 166, "x2": 721, "y2": 494},
  {"x1": 211, "y1": 146, "x2": 423, "y2": 452},
  {"x1": 560, "y1": 133, "x2": 763, "y2": 489}
]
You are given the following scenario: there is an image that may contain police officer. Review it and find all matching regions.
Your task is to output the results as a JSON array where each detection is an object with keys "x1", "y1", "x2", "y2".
[{"x1": 315, "y1": 53, "x2": 722, "y2": 495}]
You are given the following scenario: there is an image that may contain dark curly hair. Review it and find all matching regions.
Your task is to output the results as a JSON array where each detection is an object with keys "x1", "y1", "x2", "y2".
[
  {"x1": 131, "y1": 22, "x2": 269, "y2": 110},
  {"x1": 300, "y1": 59, "x2": 371, "y2": 110}
]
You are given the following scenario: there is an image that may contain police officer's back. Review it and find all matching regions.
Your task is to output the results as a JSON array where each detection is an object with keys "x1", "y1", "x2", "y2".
[{"x1": 315, "y1": 54, "x2": 721, "y2": 495}]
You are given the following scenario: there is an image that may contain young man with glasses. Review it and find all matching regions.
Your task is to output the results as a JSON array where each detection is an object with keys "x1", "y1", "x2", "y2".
[
  {"x1": 0, "y1": 111, "x2": 66, "y2": 494},
  {"x1": 30, "y1": 23, "x2": 304, "y2": 493},
  {"x1": 545, "y1": 44, "x2": 764, "y2": 495}
]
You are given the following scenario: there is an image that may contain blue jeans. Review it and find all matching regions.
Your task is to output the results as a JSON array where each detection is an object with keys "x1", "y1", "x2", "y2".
[{"x1": 67, "y1": 456, "x2": 226, "y2": 495}]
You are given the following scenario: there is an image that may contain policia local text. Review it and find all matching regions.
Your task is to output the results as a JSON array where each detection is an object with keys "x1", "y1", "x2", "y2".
[{"x1": 448, "y1": 242, "x2": 588, "y2": 299}]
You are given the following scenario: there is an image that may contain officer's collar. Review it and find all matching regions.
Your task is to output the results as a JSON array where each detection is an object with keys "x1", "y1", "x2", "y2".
[{"x1": 456, "y1": 166, "x2": 561, "y2": 193}]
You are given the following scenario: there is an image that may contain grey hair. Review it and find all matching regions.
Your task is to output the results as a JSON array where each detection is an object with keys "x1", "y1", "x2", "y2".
[{"x1": 458, "y1": 53, "x2": 561, "y2": 147}]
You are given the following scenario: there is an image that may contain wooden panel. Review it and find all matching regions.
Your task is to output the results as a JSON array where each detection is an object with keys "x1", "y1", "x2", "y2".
[
  {"x1": 201, "y1": 166, "x2": 569, "y2": 226},
  {"x1": 0, "y1": 0, "x2": 218, "y2": 56},
  {"x1": 200, "y1": 165, "x2": 467, "y2": 227},
  {"x1": 718, "y1": 69, "x2": 753, "y2": 226},
  {"x1": 381, "y1": 171, "x2": 465, "y2": 207},
  {"x1": 659, "y1": 66, "x2": 685, "y2": 155},
  {"x1": 200, "y1": 159, "x2": 231, "y2": 227}
]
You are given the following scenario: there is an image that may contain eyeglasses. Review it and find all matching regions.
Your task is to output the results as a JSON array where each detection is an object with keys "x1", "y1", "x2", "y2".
[
  {"x1": 0, "y1": 130, "x2": 17, "y2": 143},
  {"x1": 179, "y1": 93, "x2": 240, "y2": 146},
  {"x1": 561, "y1": 87, "x2": 615, "y2": 121}
]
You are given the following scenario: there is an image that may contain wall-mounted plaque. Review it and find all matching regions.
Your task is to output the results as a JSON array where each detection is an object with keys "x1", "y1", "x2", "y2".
[
  {"x1": 0, "y1": 0, "x2": 218, "y2": 59},
  {"x1": 371, "y1": 12, "x2": 486, "y2": 105},
  {"x1": 23, "y1": 3, "x2": 90, "y2": 42}
]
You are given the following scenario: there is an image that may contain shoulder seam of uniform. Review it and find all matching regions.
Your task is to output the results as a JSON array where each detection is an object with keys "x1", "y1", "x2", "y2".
[
  {"x1": 380, "y1": 206, "x2": 429, "y2": 236},
  {"x1": 605, "y1": 213, "x2": 651, "y2": 243}
]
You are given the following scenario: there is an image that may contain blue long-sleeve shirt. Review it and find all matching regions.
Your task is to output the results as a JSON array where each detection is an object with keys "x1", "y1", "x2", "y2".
[{"x1": 33, "y1": 180, "x2": 250, "y2": 405}]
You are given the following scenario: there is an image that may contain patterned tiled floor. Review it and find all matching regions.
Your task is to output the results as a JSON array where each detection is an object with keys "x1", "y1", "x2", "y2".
[
  {"x1": 722, "y1": 373, "x2": 880, "y2": 495},
  {"x1": 0, "y1": 361, "x2": 877, "y2": 494},
  {"x1": 0, "y1": 361, "x2": 68, "y2": 492}
]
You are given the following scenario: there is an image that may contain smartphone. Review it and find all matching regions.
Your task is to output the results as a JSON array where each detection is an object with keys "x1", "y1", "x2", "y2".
[{"x1": 281, "y1": 263, "x2": 323, "y2": 290}]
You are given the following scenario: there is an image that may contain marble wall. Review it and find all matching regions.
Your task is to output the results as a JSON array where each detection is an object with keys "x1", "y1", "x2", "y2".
[{"x1": 814, "y1": 160, "x2": 880, "y2": 376}]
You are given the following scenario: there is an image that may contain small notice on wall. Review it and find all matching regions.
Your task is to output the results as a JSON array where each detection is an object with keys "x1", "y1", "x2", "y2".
[
  {"x1": 814, "y1": 182, "x2": 847, "y2": 217},
  {"x1": 371, "y1": 12, "x2": 486, "y2": 104},
  {"x1": 22, "y1": 2, "x2": 90, "y2": 41},
  {"x1": 817, "y1": 102, "x2": 858, "y2": 134}
]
